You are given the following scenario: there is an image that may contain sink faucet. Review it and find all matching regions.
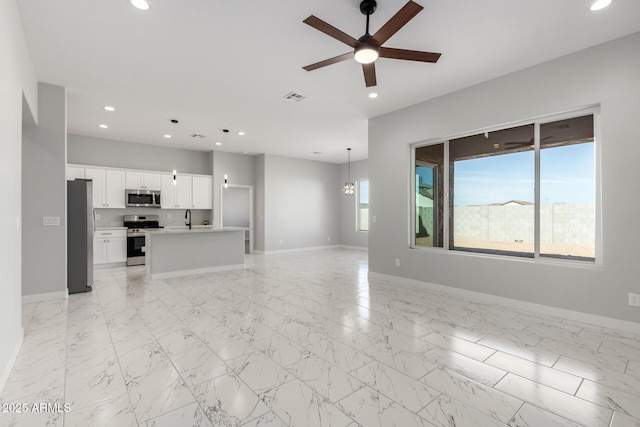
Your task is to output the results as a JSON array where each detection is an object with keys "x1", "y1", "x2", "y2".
[{"x1": 185, "y1": 209, "x2": 192, "y2": 230}]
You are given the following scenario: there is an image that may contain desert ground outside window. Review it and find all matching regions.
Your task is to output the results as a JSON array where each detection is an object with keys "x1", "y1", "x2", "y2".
[{"x1": 411, "y1": 110, "x2": 598, "y2": 263}]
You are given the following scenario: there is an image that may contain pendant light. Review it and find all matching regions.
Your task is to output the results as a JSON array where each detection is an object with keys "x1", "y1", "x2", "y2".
[{"x1": 343, "y1": 148, "x2": 355, "y2": 196}]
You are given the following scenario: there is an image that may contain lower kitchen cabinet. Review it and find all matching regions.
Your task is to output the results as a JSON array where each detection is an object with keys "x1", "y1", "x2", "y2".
[{"x1": 93, "y1": 229, "x2": 126, "y2": 265}]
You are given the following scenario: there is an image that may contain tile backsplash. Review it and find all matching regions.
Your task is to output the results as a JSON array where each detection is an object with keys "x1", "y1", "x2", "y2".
[{"x1": 95, "y1": 208, "x2": 211, "y2": 228}]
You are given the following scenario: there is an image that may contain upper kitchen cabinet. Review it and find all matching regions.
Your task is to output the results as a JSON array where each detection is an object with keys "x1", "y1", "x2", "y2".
[
  {"x1": 66, "y1": 166, "x2": 85, "y2": 181},
  {"x1": 161, "y1": 174, "x2": 192, "y2": 209},
  {"x1": 125, "y1": 171, "x2": 162, "y2": 191},
  {"x1": 192, "y1": 176, "x2": 212, "y2": 209},
  {"x1": 85, "y1": 168, "x2": 126, "y2": 208}
]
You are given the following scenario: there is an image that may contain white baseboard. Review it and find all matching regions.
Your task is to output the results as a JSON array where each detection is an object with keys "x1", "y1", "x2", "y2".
[
  {"x1": 0, "y1": 328, "x2": 23, "y2": 395},
  {"x1": 369, "y1": 272, "x2": 640, "y2": 334},
  {"x1": 22, "y1": 290, "x2": 68, "y2": 304},
  {"x1": 149, "y1": 264, "x2": 245, "y2": 280},
  {"x1": 254, "y1": 245, "x2": 340, "y2": 255},
  {"x1": 95, "y1": 262, "x2": 126, "y2": 270}
]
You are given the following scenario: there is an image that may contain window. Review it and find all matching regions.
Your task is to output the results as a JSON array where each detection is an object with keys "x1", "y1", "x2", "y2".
[
  {"x1": 358, "y1": 179, "x2": 369, "y2": 231},
  {"x1": 412, "y1": 112, "x2": 597, "y2": 262},
  {"x1": 450, "y1": 124, "x2": 535, "y2": 256},
  {"x1": 415, "y1": 144, "x2": 444, "y2": 247}
]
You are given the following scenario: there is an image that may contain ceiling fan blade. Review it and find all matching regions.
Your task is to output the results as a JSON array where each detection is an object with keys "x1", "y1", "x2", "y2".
[
  {"x1": 303, "y1": 15, "x2": 359, "y2": 48},
  {"x1": 370, "y1": 1, "x2": 423, "y2": 47},
  {"x1": 362, "y1": 63, "x2": 377, "y2": 87},
  {"x1": 379, "y1": 47, "x2": 441, "y2": 63},
  {"x1": 302, "y1": 52, "x2": 353, "y2": 71}
]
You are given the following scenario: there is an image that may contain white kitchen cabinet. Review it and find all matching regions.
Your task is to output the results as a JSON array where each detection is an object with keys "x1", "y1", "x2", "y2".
[
  {"x1": 66, "y1": 166, "x2": 85, "y2": 181},
  {"x1": 93, "y1": 229, "x2": 126, "y2": 265},
  {"x1": 191, "y1": 176, "x2": 212, "y2": 209},
  {"x1": 93, "y1": 237, "x2": 107, "y2": 264},
  {"x1": 125, "y1": 171, "x2": 162, "y2": 191},
  {"x1": 161, "y1": 174, "x2": 192, "y2": 209},
  {"x1": 85, "y1": 168, "x2": 126, "y2": 208}
]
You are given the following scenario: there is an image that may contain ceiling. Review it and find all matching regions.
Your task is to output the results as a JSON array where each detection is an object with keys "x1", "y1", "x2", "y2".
[{"x1": 17, "y1": 0, "x2": 640, "y2": 163}]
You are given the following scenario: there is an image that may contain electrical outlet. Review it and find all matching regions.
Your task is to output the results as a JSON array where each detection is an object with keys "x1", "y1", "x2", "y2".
[
  {"x1": 629, "y1": 293, "x2": 640, "y2": 307},
  {"x1": 166, "y1": 213, "x2": 171, "y2": 219},
  {"x1": 279, "y1": 239, "x2": 283, "y2": 245},
  {"x1": 395, "y1": 258, "x2": 400, "y2": 267},
  {"x1": 95, "y1": 213, "x2": 100, "y2": 220},
  {"x1": 327, "y1": 236, "x2": 331, "y2": 242},
  {"x1": 372, "y1": 215, "x2": 377, "y2": 224}
]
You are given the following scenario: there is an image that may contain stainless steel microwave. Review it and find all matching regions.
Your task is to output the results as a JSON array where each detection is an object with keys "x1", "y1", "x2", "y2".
[{"x1": 125, "y1": 189, "x2": 161, "y2": 208}]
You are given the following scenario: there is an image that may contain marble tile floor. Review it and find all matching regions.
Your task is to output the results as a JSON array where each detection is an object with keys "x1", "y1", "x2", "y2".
[{"x1": 1, "y1": 248, "x2": 640, "y2": 426}]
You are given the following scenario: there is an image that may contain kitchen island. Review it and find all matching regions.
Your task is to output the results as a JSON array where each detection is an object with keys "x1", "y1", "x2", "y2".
[{"x1": 144, "y1": 226, "x2": 245, "y2": 279}]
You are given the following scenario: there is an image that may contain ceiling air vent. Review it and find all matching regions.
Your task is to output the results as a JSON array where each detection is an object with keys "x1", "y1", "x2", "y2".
[{"x1": 283, "y1": 92, "x2": 306, "y2": 102}]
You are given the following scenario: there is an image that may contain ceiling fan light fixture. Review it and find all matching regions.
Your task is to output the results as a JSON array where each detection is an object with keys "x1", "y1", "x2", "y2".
[
  {"x1": 590, "y1": 0, "x2": 611, "y2": 10},
  {"x1": 131, "y1": 0, "x2": 150, "y2": 10},
  {"x1": 354, "y1": 43, "x2": 379, "y2": 64}
]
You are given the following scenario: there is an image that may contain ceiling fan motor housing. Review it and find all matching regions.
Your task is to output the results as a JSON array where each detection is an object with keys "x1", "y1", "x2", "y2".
[{"x1": 360, "y1": 0, "x2": 377, "y2": 16}]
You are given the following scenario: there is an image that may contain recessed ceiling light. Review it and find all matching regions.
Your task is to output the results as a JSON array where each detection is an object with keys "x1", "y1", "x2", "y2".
[
  {"x1": 215, "y1": 142, "x2": 222, "y2": 146},
  {"x1": 368, "y1": 93, "x2": 378, "y2": 99},
  {"x1": 590, "y1": 0, "x2": 611, "y2": 11},
  {"x1": 98, "y1": 124, "x2": 108, "y2": 129},
  {"x1": 164, "y1": 134, "x2": 171, "y2": 138},
  {"x1": 131, "y1": 0, "x2": 150, "y2": 10},
  {"x1": 237, "y1": 131, "x2": 245, "y2": 136},
  {"x1": 104, "y1": 106, "x2": 115, "y2": 112}
]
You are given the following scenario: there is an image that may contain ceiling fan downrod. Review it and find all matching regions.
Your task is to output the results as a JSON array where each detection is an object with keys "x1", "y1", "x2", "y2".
[{"x1": 360, "y1": 0, "x2": 377, "y2": 36}]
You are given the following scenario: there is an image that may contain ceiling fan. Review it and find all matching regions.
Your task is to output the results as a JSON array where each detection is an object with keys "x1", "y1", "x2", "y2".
[{"x1": 302, "y1": 0, "x2": 441, "y2": 87}]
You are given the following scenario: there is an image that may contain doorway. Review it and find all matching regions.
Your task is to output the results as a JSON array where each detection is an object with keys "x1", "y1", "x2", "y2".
[{"x1": 220, "y1": 185, "x2": 253, "y2": 254}]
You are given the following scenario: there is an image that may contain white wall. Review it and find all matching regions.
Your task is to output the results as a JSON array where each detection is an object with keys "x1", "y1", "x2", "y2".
[
  {"x1": 369, "y1": 31, "x2": 640, "y2": 323},
  {"x1": 22, "y1": 83, "x2": 67, "y2": 297},
  {"x1": 339, "y1": 159, "x2": 368, "y2": 248},
  {"x1": 262, "y1": 154, "x2": 340, "y2": 252},
  {"x1": 0, "y1": 0, "x2": 37, "y2": 392}
]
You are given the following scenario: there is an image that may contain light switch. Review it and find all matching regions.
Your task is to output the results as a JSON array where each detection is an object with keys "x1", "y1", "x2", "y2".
[{"x1": 43, "y1": 217, "x2": 61, "y2": 226}]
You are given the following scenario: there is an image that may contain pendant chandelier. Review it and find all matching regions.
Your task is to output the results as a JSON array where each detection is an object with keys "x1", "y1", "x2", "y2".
[{"x1": 343, "y1": 148, "x2": 355, "y2": 196}]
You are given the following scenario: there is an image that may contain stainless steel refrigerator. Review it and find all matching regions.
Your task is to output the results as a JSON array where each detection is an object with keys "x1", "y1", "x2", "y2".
[{"x1": 67, "y1": 179, "x2": 94, "y2": 294}]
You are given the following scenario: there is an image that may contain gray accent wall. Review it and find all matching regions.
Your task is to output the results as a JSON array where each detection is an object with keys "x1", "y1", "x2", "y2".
[
  {"x1": 255, "y1": 155, "x2": 266, "y2": 251},
  {"x1": 212, "y1": 151, "x2": 256, "y2": 228},
  {"x1": 68, "y1": 134, "x2": 212, "y2": 175},
  {"x1": 369, "y1": 31, "x2": 640, "y2": 323},
  {"x1": 339, "y1": 159, "x2": 368, "y2": 248},
  {"x1": 262, "y1": 154, "x2": 340, "y2": 252},
  {"x1": 22, "y1": 83, "x2": 67, "y2": 297},
  {"x1": 1, "y1": 0, "x2": 37, "y2": 390}
]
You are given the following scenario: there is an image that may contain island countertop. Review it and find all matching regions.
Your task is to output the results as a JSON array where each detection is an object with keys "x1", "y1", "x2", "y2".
[{"x1": 143, "y1": 226, "x2": 247, "y2": 235}]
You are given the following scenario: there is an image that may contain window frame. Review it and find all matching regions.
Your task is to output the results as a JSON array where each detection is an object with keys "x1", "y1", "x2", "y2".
[{"x1": 409, "y1": 106, "x2": 602, "y2": 266}]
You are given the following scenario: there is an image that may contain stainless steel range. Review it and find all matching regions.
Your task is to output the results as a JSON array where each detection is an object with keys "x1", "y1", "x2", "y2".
[{"x1": 123, "y1": 215, "x2": 161, "y2": 266}]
